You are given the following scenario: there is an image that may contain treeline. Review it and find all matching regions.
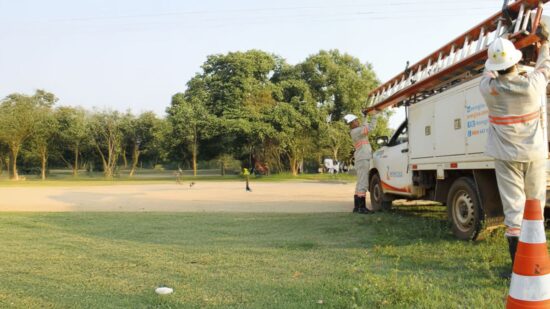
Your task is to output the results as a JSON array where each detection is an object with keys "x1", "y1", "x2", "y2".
[
  {"x1": 0, "y1": 90, "x2": 167, "y2": 180},
  {"x1": 0, "y1": 49, "x2": 391, "y2": 180}
]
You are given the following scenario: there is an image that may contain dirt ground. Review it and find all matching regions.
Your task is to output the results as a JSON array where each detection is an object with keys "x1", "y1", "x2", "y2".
[{"x1": 0, "y1": 181, "x2": 364, "y2": 212}]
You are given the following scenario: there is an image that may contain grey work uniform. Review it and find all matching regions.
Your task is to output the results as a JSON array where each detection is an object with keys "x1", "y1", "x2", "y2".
[
  {"x1": 351, "y1": 116, "x2": 377, "y2": 197},
  {"x1": 480, "y1": 42, "x2": 550, "y2": 229}
]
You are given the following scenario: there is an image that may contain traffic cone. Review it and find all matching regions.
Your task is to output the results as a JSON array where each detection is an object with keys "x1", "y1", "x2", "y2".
[{"x1": 506, "y1": 199, "x2": 550, "y2": 308}]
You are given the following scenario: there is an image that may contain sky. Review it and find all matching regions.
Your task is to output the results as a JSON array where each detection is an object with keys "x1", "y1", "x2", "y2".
[{"x1": 0, "y1": 0, "x2": 523, "y2": 127}]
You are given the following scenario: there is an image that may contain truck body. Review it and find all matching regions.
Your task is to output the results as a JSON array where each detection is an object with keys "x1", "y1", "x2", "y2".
[{"x1": 368, "y1": 75, "x2": 550, "y2": 239}]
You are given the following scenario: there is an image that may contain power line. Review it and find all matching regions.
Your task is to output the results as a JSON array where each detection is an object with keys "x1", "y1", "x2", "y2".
[{"x1": 39, "y1": 2, "x2": 500, "y2": 24}]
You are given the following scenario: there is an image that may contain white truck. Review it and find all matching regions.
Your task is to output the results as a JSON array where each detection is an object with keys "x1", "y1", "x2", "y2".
[
  {"x1": 368, "y1": 76, "x2": 549, "y2": 240},
  {"x1": 363, "y1": 0, "x2": 550, "y2": 240}
]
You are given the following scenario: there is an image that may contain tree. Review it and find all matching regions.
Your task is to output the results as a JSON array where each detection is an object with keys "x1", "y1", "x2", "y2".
[
  {"x1": 320, "y1": 120, "x2": 353, "y2": 162},
  {"x1": 88, "y1": 110, "x2": 122, "y2": 178},
  {"x1": 269, "y1": 77, "x2": 324, "y2": 175},
  {"x1": 200, "y1": 50, "x2": 278, "y2": 116},
  {"x1": 167, "y1": 91, "x2": 214, "y2": 176},
  {"x1": 55, "y1": 107, "x2": 90, "y2": 176},
  {"x1": 30, "y1": 108, "x2": 59, "y2": 180},
  {"x1": 297, "y1": 49, "x2": 378, "y2": 119},
  {"x1": 180, "y1": 50, "x2": 280, "y2": 171},
  {"x1": 0, "y1": 141, "x2": 8, "y2": 177},
  {"x1": 121, "y1": 111, "x2": 164, "y2": 177},
  {"x1": 0, "y1": 90, "x2": 57, "y2": 180}
]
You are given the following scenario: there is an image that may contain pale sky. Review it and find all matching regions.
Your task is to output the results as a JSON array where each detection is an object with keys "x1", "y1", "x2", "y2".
[{"x1": 0, "y1": 0, "x2": 516, "y2": 127}]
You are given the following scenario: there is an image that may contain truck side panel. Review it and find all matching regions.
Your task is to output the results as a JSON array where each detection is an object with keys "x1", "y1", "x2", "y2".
[
  {"x1": 434, "y1": 90, "x2": 466, "y2": 157},
  {"x1": 409, "y1": 100, "x2": 434, "y2": 160}
]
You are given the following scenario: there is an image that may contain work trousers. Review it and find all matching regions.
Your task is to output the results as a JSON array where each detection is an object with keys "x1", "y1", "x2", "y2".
[
  {"x1": 355, "y1": 159, "x2": 370, "y2": 197},
  {"x1": 494, "y1": 159, "x2": 546, "y2": 229}
]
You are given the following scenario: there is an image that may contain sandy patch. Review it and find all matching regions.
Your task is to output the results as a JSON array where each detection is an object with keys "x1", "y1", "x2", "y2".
[{"x1": 0, "y1": 181, "x2": 363, "y2": 212}]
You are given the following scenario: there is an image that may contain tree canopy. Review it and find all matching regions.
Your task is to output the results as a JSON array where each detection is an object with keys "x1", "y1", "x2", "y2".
[{"x1": 0, "y1": 49, "x2": 386, "y2": 179}]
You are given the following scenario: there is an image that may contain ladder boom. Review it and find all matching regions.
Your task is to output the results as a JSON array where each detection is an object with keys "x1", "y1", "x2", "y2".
[{"x1": 365, "y1": 0, "x2": 548, "y2": 114}]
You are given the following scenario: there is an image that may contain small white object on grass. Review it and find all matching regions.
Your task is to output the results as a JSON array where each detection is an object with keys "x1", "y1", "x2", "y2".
[{"x1": 155, "y1": 287, "x2": 174, "y2": 295}]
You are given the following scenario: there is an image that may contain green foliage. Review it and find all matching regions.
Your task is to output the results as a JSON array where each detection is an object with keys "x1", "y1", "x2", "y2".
[
  {"x1": 55, "y1": 107, "x2": 91, "y2": 175},
  {"x1": 28, "y1": 106, "x2": 59, "y2": 179},
  {"x1": 167, "y1": 91, "x2": 216, "y2": 175},
  {"x1": 88, "y1": 110, "x2": 123, "y2": 178},
  {"x1": 0, "y1": 90, "x2": 58, "y2": 179},
  {"x1": 297, "y1": 50, "x2": 378, "y2": 119},
  {"x1": 320, "y1": 121, "x2": 353, "y2": 162},
  {"x1": 0, "y1": 49, "x2": 386, "y2": 176},
  {"x1": 120, "y1": 111, "x2": 165, "y2": 176}
]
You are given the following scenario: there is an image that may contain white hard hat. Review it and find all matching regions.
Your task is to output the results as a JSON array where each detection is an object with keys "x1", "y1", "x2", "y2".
[
  {"x1": 343, "y1": 114, "x2": 358, "y2": 124},
  {"x1": 485, "y1": 38, "x2": 522, "y2": 71}
]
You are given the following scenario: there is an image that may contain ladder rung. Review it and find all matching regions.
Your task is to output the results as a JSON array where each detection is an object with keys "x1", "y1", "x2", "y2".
[
  {"x1": 521, "y1": 9, "x2": 531, "y2": 31},
  {"x1": 446, "y1": 45, "x2": 455, "y2": 68},
  {"x1": 475, "y1": 27, "x2": 485, "y2": 52},
  {"x1": 513, "y1": 3, "x2": 525, "y2": 33},
  {"x1": 460, "y1": 36, "x2": 470, "y2": 60},
  {"x1": 494, "y1": 19, "x2": 503, "y2": 41}
]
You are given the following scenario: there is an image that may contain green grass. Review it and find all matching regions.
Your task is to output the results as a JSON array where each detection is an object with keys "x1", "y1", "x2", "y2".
[
  {"x1": 0, "y1": 208, "x2": 539, "y2": 308},
  {"x1": 0, "y1": 170, "x2": 354, "y2": 187}
]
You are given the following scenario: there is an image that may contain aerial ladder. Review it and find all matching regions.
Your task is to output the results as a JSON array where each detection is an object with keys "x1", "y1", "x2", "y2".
[{"x1": 364, "y1": 0, "x2": 550, "y2": 115}]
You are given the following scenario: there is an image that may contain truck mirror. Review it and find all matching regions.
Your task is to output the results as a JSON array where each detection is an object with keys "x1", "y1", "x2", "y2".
[{"x1": 376, "y1": 136, "x2": 389, "y2": 146}]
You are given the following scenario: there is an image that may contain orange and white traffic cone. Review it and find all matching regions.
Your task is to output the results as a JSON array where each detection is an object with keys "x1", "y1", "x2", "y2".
[{"x1": 506, "y1": 199, "x2": 550, "y2": 308}]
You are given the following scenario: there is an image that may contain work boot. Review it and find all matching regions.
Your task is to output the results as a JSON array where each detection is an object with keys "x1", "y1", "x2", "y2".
[
  {"x1": 507, "y1": 235, "x2": 519, "y2": 266},
  {"x1": 500, "y1": 235, "x2": 519, "y2": 280},
  {"x1": 353, "y1": 195, "x2": 359, "y2": 213},
  {"x1": 358, "y1": 196, "x2": 374, "y2": 214}
]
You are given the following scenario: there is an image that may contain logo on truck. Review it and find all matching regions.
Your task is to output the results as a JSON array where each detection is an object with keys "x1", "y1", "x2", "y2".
[{"x1": 466, "y1": 103, "x2": 489, "y2": 137}]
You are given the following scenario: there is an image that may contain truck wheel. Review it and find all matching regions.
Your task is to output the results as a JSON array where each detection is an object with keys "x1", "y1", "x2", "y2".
[
  {"x1": 369, "y1": 173, "x2": 393, "y2": 211},
  {"x1": 447, "y1": 177, "x2": 483, "y2": 240}
]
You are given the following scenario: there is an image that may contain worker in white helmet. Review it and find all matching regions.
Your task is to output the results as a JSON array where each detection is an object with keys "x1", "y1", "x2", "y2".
[
  {"x1": 344, "y1": 112, "x2": 378, "y2": 214},
  {"x1": 480, "y1": 36, "x2": 550, "y2": 277}
]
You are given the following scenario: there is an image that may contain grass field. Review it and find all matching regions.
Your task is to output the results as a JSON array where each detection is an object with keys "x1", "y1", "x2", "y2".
[
  {"x1": 0, "y1": 206, "x2": 541, "y2": 308},
  {"x1": 0, "y1": 170, "x2": 355, "y2": 187}
]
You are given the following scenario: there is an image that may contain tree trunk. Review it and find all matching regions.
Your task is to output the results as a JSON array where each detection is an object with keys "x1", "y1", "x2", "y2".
[
  {"x1": 290, "y1": 156, "x2": 298, "y2": 176},
  {"x1": 129, "y1": 143, "x2": 140, "y2": 177},
  {"x1": 121, "y1": 149, "x2": 128, "y2": 169},
  {"x1": 9, "y1": 144, "x2": 19, "y2": 180},
  {"x1": 73, "y1": 147, "x2": 79, "y2": 177},
  {"x1": 220, "y1": 160, "x2": 226, "y2": 176},
  {"x1": 0, "y1": 156, "x2": 3, "y2": 176},
  {"x1": 40, "y1": 148, "x2": 47, "y2": 180},
  {"x1": 6, "y1": 156, "x2": 10, "y2": 177},
  {"x1": 192, "y1": 141, "x2": 197, "y2": 177},
  {"x1": 95, "y1": 143, "x2": 112, "y2": 179}
]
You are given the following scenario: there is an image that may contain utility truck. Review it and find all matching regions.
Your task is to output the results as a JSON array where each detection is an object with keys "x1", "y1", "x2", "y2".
[{"x1": 364, "y1": 0, "x2": 550, "y2": 240}]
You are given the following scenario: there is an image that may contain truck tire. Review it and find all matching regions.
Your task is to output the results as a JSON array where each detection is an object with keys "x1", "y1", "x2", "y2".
[
  {"x1": 369, "y1": 173, "x2": 393, "y2": 211},
  {"x1": 447, "y1": 177, "x2": 483, "y2": 240}
]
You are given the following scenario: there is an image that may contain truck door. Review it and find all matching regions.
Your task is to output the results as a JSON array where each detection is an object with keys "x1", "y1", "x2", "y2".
[{"x1": 379, "y1": 121, "x2": 413, "y2": 194}]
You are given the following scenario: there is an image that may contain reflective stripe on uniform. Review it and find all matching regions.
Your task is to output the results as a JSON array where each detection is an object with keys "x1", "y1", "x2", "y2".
[
  {"x1": 509, "y1": 273, "x2": 550, "y2": 301},
  {"x1": 489, "y1": 110, "x2": 540, "y2": 125},
  {"x1": 354, "y1": 140, "x2": 369, "y2": 150},
  {"x1": 519, "y1": 220, "x2": 547, "y2": 244}
]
